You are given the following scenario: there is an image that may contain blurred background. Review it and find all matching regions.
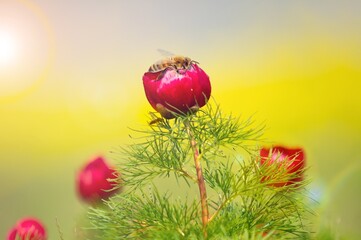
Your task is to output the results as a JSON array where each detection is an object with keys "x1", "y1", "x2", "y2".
[{"x1": 1, "y1": 0, "x2": 360, "y2": 239}]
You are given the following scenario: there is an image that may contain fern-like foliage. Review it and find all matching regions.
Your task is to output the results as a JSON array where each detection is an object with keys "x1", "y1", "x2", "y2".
[{"x1": 86, "y1": 101, "x2": 313, "y2": 239}]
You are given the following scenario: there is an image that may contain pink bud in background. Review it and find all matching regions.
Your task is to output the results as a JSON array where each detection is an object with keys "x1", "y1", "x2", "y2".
[
  {"x1": 260, "y1": 146, "x2": 305, "y2": 187},
  {"x1": 143, "y1": 60, "x2": 211, "y2": 119},
  {"x1": 7, "y1": 217, "x2": 47, "y2": 240},
  {"x1": 76, "y1": 156, "x2": 120, "y2": 204}
]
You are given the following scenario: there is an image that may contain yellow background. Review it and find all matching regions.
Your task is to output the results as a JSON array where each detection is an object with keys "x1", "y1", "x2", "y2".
[{"x1": 1, "y1": 0, "x2": 360, "y2": 239}]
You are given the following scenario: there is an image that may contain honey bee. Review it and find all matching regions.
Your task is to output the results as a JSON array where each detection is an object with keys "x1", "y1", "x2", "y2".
[{"x1": 148, "y1": 55, "x2": 198, "y2": 73}]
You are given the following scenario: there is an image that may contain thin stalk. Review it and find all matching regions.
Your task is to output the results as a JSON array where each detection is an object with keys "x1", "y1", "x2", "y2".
[
  {"x1": 208, "y1": 197, "x2": 231, "y2": 223},
  {"x1": 184, "y1": 119, "x2": 209, "y2": 238}
]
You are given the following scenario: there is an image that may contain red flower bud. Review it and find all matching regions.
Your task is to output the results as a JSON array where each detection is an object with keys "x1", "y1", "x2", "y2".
[
  {"x1": 260, "y1": 146, "x2": 305, "y2": 187},
  {"x1": 76, "y1": 156, "x2": 120, "y2": 204},
  {"x1": 7, "y1": 217, "x2": 47, "y2": 240},
  {"x1": 143, "y1": 60, "x2": 211, "y2": 119}
]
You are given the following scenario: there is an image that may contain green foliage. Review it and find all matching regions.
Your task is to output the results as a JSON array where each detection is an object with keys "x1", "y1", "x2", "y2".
[
  {"x1": 86, "y1": 102, "x2": 313, "y2": 239},
  {"x1": 89, "y1": 189, "x2": 203, "y2": 239}
]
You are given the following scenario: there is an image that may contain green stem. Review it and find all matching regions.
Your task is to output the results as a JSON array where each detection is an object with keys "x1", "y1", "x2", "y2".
[
  {"x1": 184, "y1": 119, "x2": 209, "y2": 238},
  {"x1": 208, "y1": 198, "x2": 229, "y2": 223}
]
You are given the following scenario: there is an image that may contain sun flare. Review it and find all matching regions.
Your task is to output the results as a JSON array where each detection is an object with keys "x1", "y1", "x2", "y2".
[
  {"x1": 0, "y1": 30, "x2": 18, "y2": 66},
  {"x1": 0, "y1": 0, "x2": 54, "y2": 101}
]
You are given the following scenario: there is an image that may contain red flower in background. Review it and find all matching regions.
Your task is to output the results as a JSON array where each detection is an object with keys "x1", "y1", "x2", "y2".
[
  {"x1": 76, "y1": 156, "x2": 120, "y2": 204},
  {"x1": 7, "y1": 217, "x2": 47, "y2": 240},
  {"x1": 260, "y1": 146, "x2": 305, "y2": 187},
  {"x1": 143, "y1": 59, "x2": 211, "y2": 119}
]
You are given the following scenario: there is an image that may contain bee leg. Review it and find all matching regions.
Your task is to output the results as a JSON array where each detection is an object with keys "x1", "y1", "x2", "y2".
[
  {"x1": 155, "y1": 66, "x2": 179, "y2": 80},
  {"x1": 189, "y1": 60, "x2": 199, "y2": 69},
  {"x1": 156, "y1": 70, "x2": 166, "y2": 80},
  {"x1": 170, "y1": 65, "x2": 181, "y2": 73}
]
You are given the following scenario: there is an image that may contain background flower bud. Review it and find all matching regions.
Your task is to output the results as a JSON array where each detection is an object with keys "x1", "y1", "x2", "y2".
[
  {"x1": 143, "y1": 63, "x2": 211, "y2": 119},
  {"x1": 7, "y1": 217, "x2": 47, "y2": 240},
  {"x1": 260, "y1": 146, "x2": 305, "y2": 187},
  {"x1": 76, "y1": 156, "x2": 120, "y2": 204}
]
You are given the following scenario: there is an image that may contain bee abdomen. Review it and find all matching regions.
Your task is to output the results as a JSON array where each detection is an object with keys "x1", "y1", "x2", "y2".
[{"x1": 148, "y1": 60, "x2": 170, "y2": 73}]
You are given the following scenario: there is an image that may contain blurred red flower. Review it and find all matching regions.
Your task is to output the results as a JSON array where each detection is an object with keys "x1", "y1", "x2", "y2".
[
  {"x1": 7, "y1": 217, "x2": 47, "y2": 240},
  {"x1": 260, "y1": 146, "x2": 305, "y2": 187},
  {"x1": 143, "y1": 62, "x2": 211, "y2": 119},
  {"x1": 76, "y1": 156, "x2": 120, "y2": 204}
]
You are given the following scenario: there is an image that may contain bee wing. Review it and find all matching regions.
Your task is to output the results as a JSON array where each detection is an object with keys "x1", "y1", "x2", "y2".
[{"x1": 157, "y1": 49, "x2": 175, "y2": 57}]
